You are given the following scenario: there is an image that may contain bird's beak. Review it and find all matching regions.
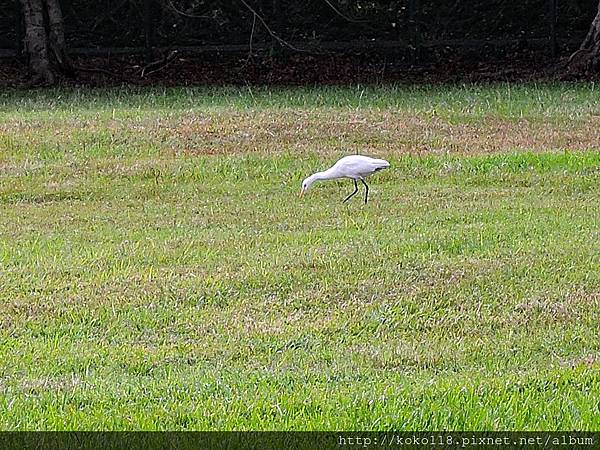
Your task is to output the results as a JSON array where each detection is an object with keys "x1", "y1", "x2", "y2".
[{"x1": 299, "y1": 189, "x2": 305, "y2": 197}]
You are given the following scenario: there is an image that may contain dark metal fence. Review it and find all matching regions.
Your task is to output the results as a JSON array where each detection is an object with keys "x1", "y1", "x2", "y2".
[{"x1": 0, "y1": 0, "x2": 596, "y2": 59}]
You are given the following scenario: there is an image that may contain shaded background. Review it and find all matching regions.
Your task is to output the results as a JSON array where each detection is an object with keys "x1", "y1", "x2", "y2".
[{"x1": 1, "y1": 0, "x2": 598, "y2": 84}]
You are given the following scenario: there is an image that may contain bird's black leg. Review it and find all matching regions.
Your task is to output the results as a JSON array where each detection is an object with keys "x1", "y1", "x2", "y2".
[
  {"x1": 361, "y1": 179, "x2": 369, "y2": 204},
  {"x1": 343, "y1": 179, "x2": 359, "y2": 203}
]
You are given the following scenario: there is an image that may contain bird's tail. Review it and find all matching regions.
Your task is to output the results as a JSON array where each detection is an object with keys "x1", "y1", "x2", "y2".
[{"x1": 373, "y1": 159, "x2": 390, "y2": 171}]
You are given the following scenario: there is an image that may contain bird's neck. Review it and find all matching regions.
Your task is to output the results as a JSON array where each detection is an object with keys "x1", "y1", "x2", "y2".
[
  {"x1": 304, "y1": 169, "x2": 339, "y2": 190},
  {"x1": 312, "y1": 168, "x2": 337, "y2": 181}
]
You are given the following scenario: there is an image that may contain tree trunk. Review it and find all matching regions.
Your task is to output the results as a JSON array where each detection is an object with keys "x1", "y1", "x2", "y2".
[
  {"x1": 46, "y1": 0, "x2": 74, "y2": 76},
  {"x1": 569, "y1": 0, "x2": 600, "y2": 71},
  {"x1": 20, "y1": 0, "x2": 54, "y2": 84},
  {"x1": 19, "y1": 0, "x2": 73, "y2": 84}
]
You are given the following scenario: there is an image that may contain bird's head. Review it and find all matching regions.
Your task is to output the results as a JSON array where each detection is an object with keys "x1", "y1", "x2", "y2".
[{"x1": 299, "y1": 176, "x2": 314, "y2": 197}]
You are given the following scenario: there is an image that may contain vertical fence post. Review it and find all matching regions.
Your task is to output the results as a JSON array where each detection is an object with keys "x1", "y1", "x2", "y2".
[
  {"x1": 15, "y1": 0, "x2": 23, "y2": 57},
  {"x1": 549, "y1": 0, "x2": 558, "y2": 56},
  {"x1": 143, "y1": 0, "x2": 156, "y2": 63},
  {"x1": 270, "y1": 0, "x2": 280, "y2": 57},
  {"x1": 408, "y1": 0, "x2": 421, "y2": 63}
]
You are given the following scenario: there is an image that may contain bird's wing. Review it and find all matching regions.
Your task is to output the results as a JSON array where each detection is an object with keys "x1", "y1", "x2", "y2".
[
  {"x1": 335, "y1": 156, "x2": 387, "y2": 176},
  {"x1": 332, "y1": 157, "x2": 365, "y2": 176}
]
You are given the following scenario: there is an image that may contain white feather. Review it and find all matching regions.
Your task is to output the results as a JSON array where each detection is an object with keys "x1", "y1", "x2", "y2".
[{"x1": 300, "y1": 155, "x2": 390, "y2": 203}]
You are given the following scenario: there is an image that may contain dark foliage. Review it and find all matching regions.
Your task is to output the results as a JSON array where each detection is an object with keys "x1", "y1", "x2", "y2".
[
  {"x1": 2, "y1": 0, "x2": 597, "y2": 51},
  {"x1": 0, "y1": 0, "x2": 598, "y2": 85}
]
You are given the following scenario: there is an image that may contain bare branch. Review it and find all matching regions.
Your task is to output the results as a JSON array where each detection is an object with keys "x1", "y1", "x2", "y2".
[
  {"x1": 163, "y1": 0, "x2": 214, "y2": 19},
  {"x1": 249, "y1": 12, "x2": 256, "y2": 56},
  {"x1": 141, "y1": 49, "x2": 179, "y2": 77},
  {"x1": 238, "y1": 0, "x2": 307, "y2": 52},
  {"x1": 321, "y1": 0, "x2": 367, "y2": 23}
]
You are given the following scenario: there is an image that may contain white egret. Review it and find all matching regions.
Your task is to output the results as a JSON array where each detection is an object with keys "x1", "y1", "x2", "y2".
[{"x1": 300, "y1": 155, "x2": 390, "y2": 204}]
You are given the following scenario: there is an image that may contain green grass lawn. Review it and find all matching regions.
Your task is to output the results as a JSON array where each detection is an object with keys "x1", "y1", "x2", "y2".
[{"x1": 1, "y1": 84, "x2": 600, "y2": 430}]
